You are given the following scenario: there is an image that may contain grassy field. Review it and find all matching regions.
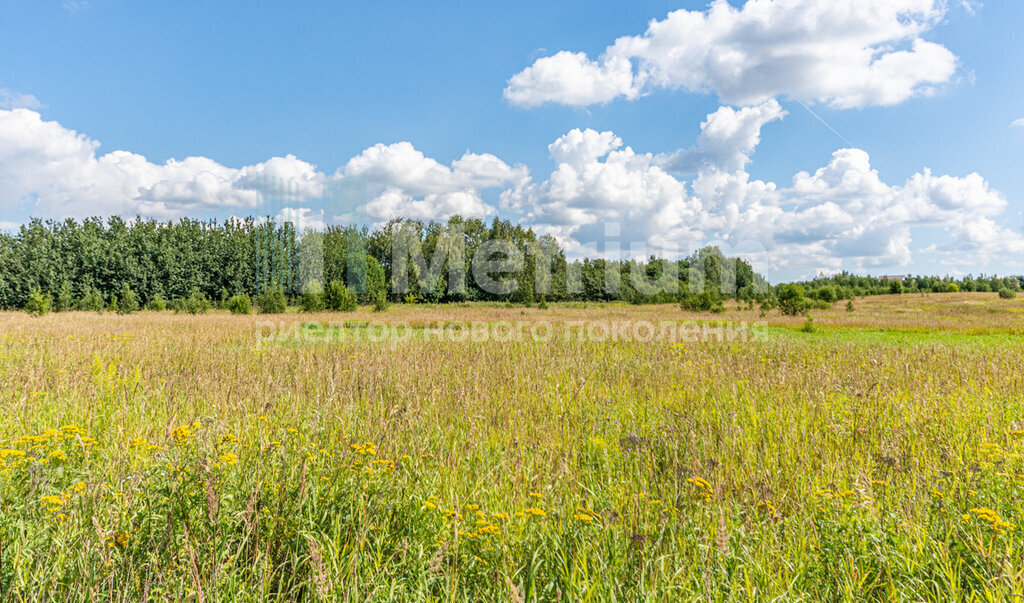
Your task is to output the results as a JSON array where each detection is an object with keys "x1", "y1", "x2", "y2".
[{"x1": 2, "y1": 292, "x2": 1024, "y2": 600}]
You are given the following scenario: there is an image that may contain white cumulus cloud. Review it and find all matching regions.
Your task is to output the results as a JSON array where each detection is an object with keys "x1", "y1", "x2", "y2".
[
  {"x1": 339, "y1": 141, "x2": 527, "y2": 224},
  {"x1": 509, "y1": 101, "x2": 1023, "y2": 277},
  {"x1": 0, "y1": 109, "x2": 517, "y2": 226},
  {"x1": 0, "y1": 108, "x2": 300, "y2": 219},
  {"x1": 506, "y1": 0, "x2": 958, "y2": 109}
]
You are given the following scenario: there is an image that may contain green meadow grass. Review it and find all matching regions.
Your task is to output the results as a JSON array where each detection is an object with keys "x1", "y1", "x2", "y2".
[
  {"x1": 770, "y1": 324, "x2": 1024, "y2": 348},
  {"x1": 2, "y1": 302, "x2": 1024, "y2": 600}
]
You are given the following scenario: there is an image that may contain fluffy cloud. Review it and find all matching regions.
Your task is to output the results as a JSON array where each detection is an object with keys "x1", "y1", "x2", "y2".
[
  {"x1": 338, "y1": 141, "x2": 526, "y2": 223},
  {"x1": 341, "y1": 142, "x2": 524, "y2": 195},
  {"x1": 506, "y1": 0, "x2": 957, "y2": 109},
  {"x1": 503, "y1": 52, "x2": 637, "y2": 108},
  {"x1": 508, "y1": 101, "x2": 1023, "y2": 276},
  {"x1": 500, "y1": 128, "x2": 704, "y2": 256},
  {"x1": 658, "y1": 100, "x2": 787, "y2": 173},
  {"x1": 0, "y1": 109, "x2": 516, "y2": 226},
  {"x1": 237, "y1": 155, "x2": 325, "y2": 203},
  {"x1": 0, "y1": 108, "x2": 304, "y2": 219},
  {"x1": 1012, "y1": 118, "x2": 1024, "y2": 128}
]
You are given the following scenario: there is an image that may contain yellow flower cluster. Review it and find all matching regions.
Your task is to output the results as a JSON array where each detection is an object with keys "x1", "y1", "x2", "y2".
[
  {"x1": 574, "y1": 505, "x2": 600, "y2": 523},
  {"x1": 465, "y1": 506, "x2": 504, "y2": 537},
  {"x1": 965, "y1": 507, "x2": 1014, "y2": 531},
  {"x1": 172, "y1": 423, "x2": 200, "y2": 444},
  {"x1": 129, "y1": 436, "x2": 164, "y2": 454},
  {"x1": 979, "y1": 442, "x2": 1005, "y2": 463},
  {"x1": 13, "y1": 425, "x2": 94, "y2": 449},
  {"x1": 106, "y1": 532, "x2": 130, "y2": 549},
  {"x1": 39, "y1": 481, "x2": 87, "y2": 523},
  {"x1": 756, "y1": 500, "x2": 778, "y2": 517},
  {"x1": 436, "y1": 493, "x2": 600, "y2": 542},
  {"x1": 687, "y1": 477, "x2": 712, "y2": 502},
  {"x1": 350, "y1": 442, "x2": 376, "y2": 456},
  {"x1": 2, "y1": 425, "x2": 98, "y2": 471}
]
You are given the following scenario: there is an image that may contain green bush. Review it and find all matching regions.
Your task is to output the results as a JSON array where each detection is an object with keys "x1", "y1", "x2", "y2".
[
  {"x1": 146, "y1": 294, "x2": 167, "y2": 311},
  {"x1": 371, "y1": 291, "x2": 389, "y2": 312},
  {"x1": 257, "y1": 284, "x2": 288, "y2": 314},
  {"x1": 776, "y1": 284, "x2": 809, "y2": 316},
  {"x1": 325, "y1": 280, "x2": 357, "y2": 312},
  {"x1": 888, "y1": 280, "x2": 903, "y2": 294},
  {"x1": 814, "y1": 286, "x2": 838, "y2": 303},
  {"x1": 172, "y1": 287, "x2": 211, "y2": 315},
  {"x1": 76, "y1": 288, "x2": 105, "y2": 312},
  {"x1": 117, "y1": 284, "x2": 139, "y2": 315},
  {"x1": 679, "y1": 290, "x2": 724, "y2": 313},
  {"x1": 998, "y1": 288, "x2": 1017, "y2": 299},
  {"x1": 300, "y1": 280, "x2": 326, "y2": 313},
  {"x1": 226, "y1": 293, "x2": 253, "y2": 314},
  {"x1": 24, "y1": 287, "x2": 51, "y2": 317}
]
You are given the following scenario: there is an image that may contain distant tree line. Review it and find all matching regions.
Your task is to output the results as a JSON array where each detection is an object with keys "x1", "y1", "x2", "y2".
[
  {"x1": 4, "y1": 217, "x2": 1019, "y2": 315},
  {"x1": 792, "y1": 272, "x2": 1022, "y2": 302},
  {"x1": 0, "y1": 216, "x2": 769, "y2": 312},
  {"x1": 748, "y1": 272, "x2": 1024, "y2": 318}
]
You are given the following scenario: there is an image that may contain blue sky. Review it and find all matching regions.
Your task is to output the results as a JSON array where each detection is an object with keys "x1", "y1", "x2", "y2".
[{"x1": 1, "y1": 0, "x2": 1022, "y2": 280}]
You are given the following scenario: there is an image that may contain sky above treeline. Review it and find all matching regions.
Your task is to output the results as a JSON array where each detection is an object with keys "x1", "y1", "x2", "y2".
[{"x1": 1, "y1": 0, "x2": 1022, "y2": 281}]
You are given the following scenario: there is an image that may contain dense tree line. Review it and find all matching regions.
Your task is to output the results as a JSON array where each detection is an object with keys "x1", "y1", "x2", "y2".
[
  {"x1": 793, "y1": 272, "x2": 1023, "y2": 303},
  {"x1": 0, "y1": 217, "x2": 300, "y2": 311},
  {"x1": 0, "y1": 216, "x2": 770, "y2": 311},
  {"x1": 5, "y1": 216, "x2": 1017, "y2": 314}
]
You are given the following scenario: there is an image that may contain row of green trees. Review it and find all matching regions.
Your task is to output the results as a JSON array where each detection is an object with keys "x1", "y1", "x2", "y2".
[
  {"x1": 0, "y1": 216, "x2": 769, "y2": 311},
  {"x1": 9, "y1": 216, "x2": 1017, "y2": 315},
  {"x1": 0, "y1": 216, "x2": 302, "y2": 311},
  {"x1": 21, "y1": 280, "x2": 378, "y2": 317},
  {"x1": 793, "y1": 272, "x2": 1022, "y2": 302}
]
